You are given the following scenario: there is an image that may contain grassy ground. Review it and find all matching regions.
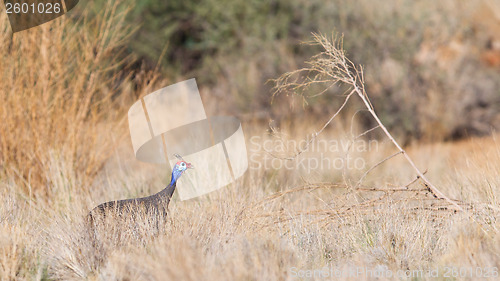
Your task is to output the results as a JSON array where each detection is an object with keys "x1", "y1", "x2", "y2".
[{"x1": 1, "y1": 126, "x2": 499, "y2": 280}]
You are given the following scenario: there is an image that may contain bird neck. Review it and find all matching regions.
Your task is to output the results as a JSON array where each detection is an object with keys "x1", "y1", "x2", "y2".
[
  {"x1": 158, "y1": 168, "x2": 182, "y2": 198},
  {"x1": 169, "y1": 169, "x2": 182, "y2": 186},
  {"x1": 157, "y1": 171, "x2": 178, "y2": 199},
  {"x1": 160, "y1": 180, "x2": 176, "y2": 199}
]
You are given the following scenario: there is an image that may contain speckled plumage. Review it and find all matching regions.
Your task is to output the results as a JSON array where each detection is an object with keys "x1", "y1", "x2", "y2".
[{"x1": 88, "y1": 160, "x2": 192, "y2": 228}]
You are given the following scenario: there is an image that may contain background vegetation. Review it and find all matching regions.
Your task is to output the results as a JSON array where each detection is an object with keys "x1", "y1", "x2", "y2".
[
  {"x1": 121, "y1": 0, "x2": 500, "y2": 141},
  {"x1": 0, "y1": 0, "x2": 499, "y2": 280}
]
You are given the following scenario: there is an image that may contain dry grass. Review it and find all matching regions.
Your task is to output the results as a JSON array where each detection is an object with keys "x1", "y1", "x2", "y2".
[
  {"x1": 0, "y1": 0, "x2": 161, "y2": 196},
  {"x1": 1, "y1": 126, "x2": 500, "y2": 280}
]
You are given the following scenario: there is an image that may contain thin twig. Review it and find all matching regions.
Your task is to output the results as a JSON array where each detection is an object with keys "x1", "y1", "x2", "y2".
[
  {"x1": 355, "y1": 151, "x2": 403, "y2": 188},
  {"x1": 266, "y1": 90, "x2": 355, "y2": 160}
]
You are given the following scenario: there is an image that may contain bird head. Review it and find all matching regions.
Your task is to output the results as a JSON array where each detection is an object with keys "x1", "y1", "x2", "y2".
[
  {"x1": 170, "y1": 155, "x2": 193, "y2": 185},
  {"x1": 174, "y1": 160, "x2": 193, "y2": 172}
]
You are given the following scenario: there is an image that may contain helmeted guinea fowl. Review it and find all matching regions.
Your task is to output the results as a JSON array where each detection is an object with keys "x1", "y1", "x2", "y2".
[{"x1": 88, "y1": 156, "x2": 193, "y2": 228}]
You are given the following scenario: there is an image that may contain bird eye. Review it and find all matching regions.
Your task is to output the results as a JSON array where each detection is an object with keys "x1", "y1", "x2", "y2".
[{"x1": 181, "y1": 162, "x2": 186, "y2": 167}]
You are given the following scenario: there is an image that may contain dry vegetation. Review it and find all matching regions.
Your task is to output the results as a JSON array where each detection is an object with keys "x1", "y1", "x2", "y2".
[
  {"x1": 0, "y1": 0, "x2": 163, "y2": 195},
  {"x1": 1, "y1": 0, "x2": 500, "y2": 281},
  {"x1": 1, "y1": 122, "x2": 500, "y2": 280}
]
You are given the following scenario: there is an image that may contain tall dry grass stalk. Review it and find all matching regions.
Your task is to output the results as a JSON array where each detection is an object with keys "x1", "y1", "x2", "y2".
[{"x1": 0, "y1": 0, "x2": 160, "y2": 197}]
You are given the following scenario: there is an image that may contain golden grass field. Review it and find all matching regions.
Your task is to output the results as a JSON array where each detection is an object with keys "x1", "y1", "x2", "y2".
[
  {"x1": 1, "y1": 0, "x2": 500, "y2": 280},
  {"x1": 1, "y1": 124, "x2": 500, "y2": 280}
]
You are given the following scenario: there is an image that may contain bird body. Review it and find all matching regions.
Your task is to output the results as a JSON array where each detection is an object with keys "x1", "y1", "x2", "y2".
[{"x1": 88, "y1": 159, "x2": 193, "y2": 230}]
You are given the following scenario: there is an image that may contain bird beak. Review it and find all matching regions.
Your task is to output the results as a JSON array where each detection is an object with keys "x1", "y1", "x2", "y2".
[{"x1": 187, "y1": 163, "x2": 194, "y2": 169}]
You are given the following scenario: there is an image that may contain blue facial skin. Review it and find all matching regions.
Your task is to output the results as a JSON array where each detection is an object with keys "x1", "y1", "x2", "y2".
[{"x1": 169, "y1": 161, "x2": 191, "y2": 186}]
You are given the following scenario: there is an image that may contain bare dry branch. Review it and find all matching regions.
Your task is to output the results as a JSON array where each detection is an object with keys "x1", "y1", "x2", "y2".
[{"x1": 272, "y1": 33, "x2": 464, "y2": 211}]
